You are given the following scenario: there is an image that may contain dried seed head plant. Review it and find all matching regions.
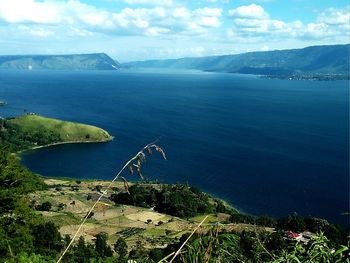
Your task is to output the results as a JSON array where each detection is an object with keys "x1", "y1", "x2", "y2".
[{"x1": 56, "y1": 139, "x2": 166, "y2": 263}]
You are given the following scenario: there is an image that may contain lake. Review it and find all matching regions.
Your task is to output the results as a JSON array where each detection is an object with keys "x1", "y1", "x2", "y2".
[{"x1": 0, "y1": 69, "x2": 348, "y2": 225}]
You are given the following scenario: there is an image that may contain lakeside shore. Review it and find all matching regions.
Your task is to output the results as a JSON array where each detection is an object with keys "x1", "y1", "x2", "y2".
[{"x1": 30, "y1": 136, "x2": 114, "y2": 150}]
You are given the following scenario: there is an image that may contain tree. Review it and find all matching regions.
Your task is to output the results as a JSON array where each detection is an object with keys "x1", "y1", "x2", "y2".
[
  {"x1": 215, "y1": 200, "x2": 227, "y2": 213},
  {"x1": 94, "y1": 232, "x2": 113, "y2": 259},
  {"x1": 73, "y1": 236, "x2": 95, "y2": 263},
  {"x1": 38, "y1": 201, "x2": 52, "y2": 211},
  {"x1": 277, "y1": 215, "x2": 306, "y2": 232},
  {"x1": 63, "y1": 235, "x2": 71, "y2": 247},
  {"x1": 114, "y1": 237, "x2": 128, "y2": 261},
  {"x1": 32, "y1": 222, "x2": 63, "y2": 256}
]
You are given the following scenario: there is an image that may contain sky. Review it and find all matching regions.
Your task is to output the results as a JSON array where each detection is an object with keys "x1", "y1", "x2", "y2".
[{"x1": 0, "y1": 0, "x2": 349, "y2": 62}]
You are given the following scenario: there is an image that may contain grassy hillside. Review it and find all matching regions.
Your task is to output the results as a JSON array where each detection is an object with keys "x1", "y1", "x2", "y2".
[{"x1": 8, "y1": 114, "x2": 113, "y2": 145}]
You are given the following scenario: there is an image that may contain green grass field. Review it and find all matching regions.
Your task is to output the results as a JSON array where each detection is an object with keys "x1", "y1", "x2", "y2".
[{"x1": 9, "y1": 114, "x2": 113, "y2": 143}]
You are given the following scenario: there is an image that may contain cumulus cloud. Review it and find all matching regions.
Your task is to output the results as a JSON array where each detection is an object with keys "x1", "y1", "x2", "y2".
[
  {"x1": 0, "y1": 0, "x2": 223, "y2": 38},
  {"x1": 0, "y1": 0, "x2": 62, "y2": 24},
  {"x1": 195, "y1": 8, "x2": 222, "y2": 17},
  {"x1": 317, "y1": 8, "x2": 350, "y2": 26},
  {"x1": 228, "y1": 4, "x2": 268, "y2": 19},
  {"x1": 173, "y1": 7, "x2": 191, "y2": 19},
  {"x1": 0, "y1": 0, "x2": 348, "y2": 59},
  {"x1": 227, "y1": 4, "x2": 350, "y2": 41}
]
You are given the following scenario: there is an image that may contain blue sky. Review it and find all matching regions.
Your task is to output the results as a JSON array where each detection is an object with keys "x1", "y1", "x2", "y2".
[{"x1": 0, "y1": 0, "x2": 348, "y2": 61}]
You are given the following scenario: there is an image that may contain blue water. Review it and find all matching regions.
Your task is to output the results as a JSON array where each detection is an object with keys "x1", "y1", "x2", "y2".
[{"x1": 0, "y1": 69, "x2": 348, "y2": 225}]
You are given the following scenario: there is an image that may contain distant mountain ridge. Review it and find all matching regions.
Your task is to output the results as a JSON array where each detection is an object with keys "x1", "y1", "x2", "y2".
[
  {"x1": 124, "y1": 44, "x2": 349, "y2": 78},
  {"x1": 0, "y1": 53, "x2": 120, "y2": 70}
]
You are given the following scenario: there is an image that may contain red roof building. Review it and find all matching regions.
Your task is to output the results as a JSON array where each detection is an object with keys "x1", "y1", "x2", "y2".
[{"x1": 285, "y1": 231, "x2": 301, "y2": 239}]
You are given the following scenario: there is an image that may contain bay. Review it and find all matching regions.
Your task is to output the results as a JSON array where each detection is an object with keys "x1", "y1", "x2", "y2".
[{"x1": 0, "y1": 69, "x2": 348, "y2": 225}]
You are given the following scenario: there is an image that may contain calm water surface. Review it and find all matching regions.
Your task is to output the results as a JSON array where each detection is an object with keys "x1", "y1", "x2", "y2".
[{"x1": 0, "y1": 69, "x2": 348, "y2": 225}]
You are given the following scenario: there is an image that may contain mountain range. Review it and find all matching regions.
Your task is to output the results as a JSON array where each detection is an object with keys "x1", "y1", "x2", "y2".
[
  {"x1": 0, "y1": 53, "x2": 120, "y2": 70},
  {"x1": 0, "y1": 45, "x2": 348, "y2": 78},
  {"x1": 124, "y1": 44, "x2": 349, "y2": 78}
]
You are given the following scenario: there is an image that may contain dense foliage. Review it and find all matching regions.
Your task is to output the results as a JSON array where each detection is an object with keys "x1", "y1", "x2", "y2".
[
  {"x1": 145, "y1": 228, "x2": 349, "y2": 263},
  {"x1": 0, "y1": 150, "x2": 47, "y2": 261},
  {"x1": 0, "y1": 150, "x2": 126, "y2": 262},
  {"x1": 229, "y1": 213, "x2": 346, "y2": 245},
  {"x1": 110, "y1": 184, "x2": 231, "y2": 218},
  {"x1": 0, "y1": 119, "x2": 60, "y2": 262},
  {"x1": 0, "y1": 118, "x2": 60, "y2": 151}
]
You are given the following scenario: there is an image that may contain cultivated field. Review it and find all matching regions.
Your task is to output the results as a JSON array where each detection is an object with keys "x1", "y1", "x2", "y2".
[{"x1": 30, "y1": 178, "x2": 267, "y2": 251}]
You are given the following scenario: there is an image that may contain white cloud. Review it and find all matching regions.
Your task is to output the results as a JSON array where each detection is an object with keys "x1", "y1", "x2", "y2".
[
  {"x1": 0, "y1": 0, "x2": 223, "y2": 38},
  {"x1": 317, "y1": 8, "x2": 350, "y2": 26},
  {"x1": 0, "y1": 0, "x2": 61, "y2": 24},
  {"x1": 228, "y1": 4, "x2": 268, "y2": 19},
  {"x1": 293, "y1": 8, "x2": 350, "y2": 40},
  {"x1": 198, "y1": 16, "x2": 221, "y2": 27},
  {"x1": 133, "y1": 18, "x2": 149, "y2": 28},
  {"x1": 189, "y1": 8, "x2": 222, "y2": 30},
  {"x1": 0, "y1": 0, "x2": 348, "y2": 60},
  {"x1": 228, "y1": 4, "x2": 350, "y2": 41},
  {"x1": 194, "y1": 8, "x2": 222, "y2": 17},
  {"x1": 173, "y1": 7, "x2": 191, "y2": 19},
  {"x1": 145, "y1": 26, "x2": 170, "y2": 36}
]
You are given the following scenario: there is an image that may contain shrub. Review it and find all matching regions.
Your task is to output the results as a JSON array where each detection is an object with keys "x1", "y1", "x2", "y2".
[{"x1": 36, "y1": 201, "x2": 52, "y2": 211}]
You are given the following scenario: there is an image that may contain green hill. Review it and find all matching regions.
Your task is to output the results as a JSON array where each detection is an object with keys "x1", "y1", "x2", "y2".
[{"x1": 8, "y1": 114, "x2": 113, "y2": 146}]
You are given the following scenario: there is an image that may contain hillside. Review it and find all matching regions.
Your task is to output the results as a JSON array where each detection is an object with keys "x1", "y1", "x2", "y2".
[
  {"x1": 124, "y1": 44, "x2": 350, "y2": 78},
  {"x1": 0, "y1": 53, "x2": 120, "y2": 70},
  {"x1": 0, "y1": 114, "x2": 113, "y2": 152},
  {"x1": 29, "y1": 178, "x2": 349, "y2": 263},
  {"x1": 8, "y1": 114, "x2": 113, "y2": 146},
  {"x1": 30, "y1": 179, "x2": 238, "y2": 251}
]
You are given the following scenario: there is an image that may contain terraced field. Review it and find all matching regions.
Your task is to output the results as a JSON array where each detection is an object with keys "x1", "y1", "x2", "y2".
[
  {"x1": 30, "y1": 179, "x2": 194, "y2": 250},
  {"x1": 30, "y1": 179, "x2": 266, "y2": 251}
]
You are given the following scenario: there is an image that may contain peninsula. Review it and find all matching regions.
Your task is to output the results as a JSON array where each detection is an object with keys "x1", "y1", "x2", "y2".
[{"x1": 1, "y1": 113, "x2": 113, "y2": 151}]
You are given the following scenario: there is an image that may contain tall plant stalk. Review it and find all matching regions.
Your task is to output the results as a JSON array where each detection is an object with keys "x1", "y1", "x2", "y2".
[{"x1": 56, "y1": 139, "x2": 166, "y2": 263}]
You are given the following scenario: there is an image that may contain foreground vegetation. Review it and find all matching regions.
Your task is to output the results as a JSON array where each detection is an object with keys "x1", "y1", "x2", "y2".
[
  {"x1": 148, "y1": 228, "x2": 349, "y2": 263},
  {"x1": 0, "y1": 114, "x2": 348, "y2": 262},
  {"x1": 4, "y1": 173, "x2": 348, "y2": 263}
]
